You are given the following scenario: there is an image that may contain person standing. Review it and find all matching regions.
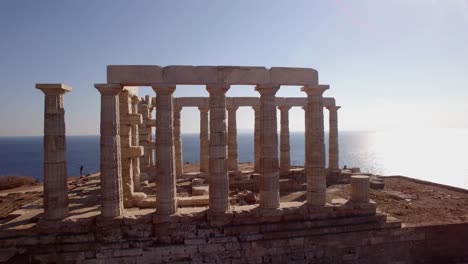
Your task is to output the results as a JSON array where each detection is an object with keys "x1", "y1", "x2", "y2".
[{"x1": 80, "y1": 165, "x2": 84, "y2": 176}]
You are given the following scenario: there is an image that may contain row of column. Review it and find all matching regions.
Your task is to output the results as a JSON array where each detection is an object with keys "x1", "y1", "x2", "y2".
[{"x1": 173, "y1": 102, "x2": 340, "y2": 178}]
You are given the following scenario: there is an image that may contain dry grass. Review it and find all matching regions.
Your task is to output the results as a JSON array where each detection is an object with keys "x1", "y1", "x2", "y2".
[{"x1": 0, "y1": 175, "x2": 37, "y2": 190}]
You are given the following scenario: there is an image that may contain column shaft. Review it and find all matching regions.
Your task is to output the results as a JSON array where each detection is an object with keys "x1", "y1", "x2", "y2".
[
  {"x1": 138, "y1": 101, "x2": 150, "y2": 180},
  {"x1": 199, "y1": 107, "x2": 209, "y2": 173},
  {"x1": 153, "y1": 85, "x2": 177, "y2": 215},
  {"x1": 207, "y1": 84, "x2": 230, "y2": 213},
  {"x1": 131, "y1": 96, "x2": 141, "y2": 192},
  {"x1": 279, "y1": 106, "x2": 291, "y2": 176},
  {"x1": 95, "y1": 84, "x2": 124, "y2": 218},
  {"x1": 256, "y1": 85, "x2": 280, "y2": 209},
  {"x1": 253, "y1": 106, "x2": 261, "y2": 173},
  {"x1": 174, "y1": 107, "x2": 183, "y2": 177},
  {"x1": 227, "y1": 107, "x2": 239, "y2": 173},
  {"x1": 36, "y1": 84, "x2": 71, "y2": 220},
  {"x1": 302, "y1": 86, "x2": 329, "y2": 206},
  {"x1": 119, "y1": 91, "x2": 134, "y2": 207},
  {"x1": 328, "y1": 106, "x2": 340, "y2": 172}
]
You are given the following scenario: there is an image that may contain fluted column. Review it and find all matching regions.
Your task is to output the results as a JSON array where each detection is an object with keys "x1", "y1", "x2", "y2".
[
  {"x1": 207, "y1": 84, "x2": 230, "y2": 213},
  {"x1": 152, "y1": 85, "x2": 177, "y2": 215},
  {"x1": 279, "y1": 105, "x2": 291, "y2": 176},
  {"x1": 131, "y1": 95, "x2": 142, "y2": 192},
  {"x1": 138, "y1": 100, "x2": 151, "y2": 181},
  {"x1": 174, "y1": 106, "x2": 183, "y2": 177},
  {"x1": 95, "y1": 83, "x2": 124, "y2": 218},
  {"x1": 36, "y1": 84, "x2": 71, "y2": 220},
  {"x1": 252, "y1": 105, "x2": 261, "y2": 173},
  {"x1": 119, "y1": 90, "x2": 135, "y2": 207},
  {"x1": 199, "y1": 107, "x2": 210, "y2": 173},
  {"x1": 227, "y1": 106, "x2": 239, "y2": 174},
  {"x1": 256, "y1": 84, "x2": 280, "y2": 209},
  {"x1": 302, "y1": 85, "x2": 329, "y2": 206},
  {"x1": 327, "y1": 105, "x2": 341, "y2": 173}
]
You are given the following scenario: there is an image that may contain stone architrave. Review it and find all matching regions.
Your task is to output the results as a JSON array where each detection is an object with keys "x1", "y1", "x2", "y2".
[
  {"x1": 95, "y1": 83, "x2": 124, "y2": 218},
  {"x1": 302, "y1": 85, "x2": 329, "y2": 206},
  {"x1": 252, "y1": 105, "x2": 261, "y2": 173},
  {"x1": 36, "y1": 83, "x2": 71, "y2": 220},
  {"x1": 199, "y1": 107, "x2": 210, "y2": 173},
  {"x1": 327, "y1": 105, "x2": 341, "y2": 173},
  {"x1": 227, "y1": 106, "x2": 239, "y2": 175},
  {"x1": 206, "y1": 84, "x2": 230, "y2": 213},
  {"x1": 152, "y1": 85, "x2": 177, "y2": 215},
  {"x1": 279, "y1": 105, "x2": 291, "y2": 176},
  {"x1": 131, "y1": 95, "x2": 142, "y2": 192},
  {"x1": 173, "y1": 106, "x2": 183, "y2": 177},
  {"x1": 256, "y1": 84, "x2": 280, "y2": 209}
]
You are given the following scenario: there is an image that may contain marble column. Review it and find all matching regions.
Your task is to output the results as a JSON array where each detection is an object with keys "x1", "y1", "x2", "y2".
[
  {"x1": 138, "y1": 100, "x2": 151, "y2": 181},
  {"x1": 302, "y1": 85, "x2": 329, "y2": 206},
  {"x1": 119, "y1": 90, "x2": 135, "y2": 207},
  {"x1": 173, "y1": 106, "x2": 183, "y2": 177},
  {"x1": 207, "y1": 84, "x2": 230, "y2": 213},
  {"x1": 252, "y1": 105, "x2": 261, "y2": 173},
  {"x1": 36, "y1": 83, "x2": 71, "y2": 220},
  {"x1": 279, "y1": 105, "x2": 291, "y2": 176},
  {"x1": 327, "y1": 105, "x2": 341, "y2": 173},
  {"x1": 95, "y1": 83, "x2": 124, "y2": 218},
  {"x1": 131, "y1": 95, "x2": 142, "y2": 192},
  {"x1": 199, "y1": 107, "x2": 210, "y2": 173},
  {"x1": 256, "y1": 84, "x2": 280, "y2": 209},
  {"x1": 152, "y1": 85, "x2": 177, "y2": 215},
  {"x1": 227, "y1": 106, "x2": 239, "y2": 174},
  {"x1": 350, "y1": 175, "x2": 370, "y2": 203}
]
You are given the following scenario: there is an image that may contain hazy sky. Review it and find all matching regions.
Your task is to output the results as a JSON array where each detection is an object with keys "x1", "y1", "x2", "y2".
[{"x1": 1, "y1": 0, "x2": 467, "y2": 136}]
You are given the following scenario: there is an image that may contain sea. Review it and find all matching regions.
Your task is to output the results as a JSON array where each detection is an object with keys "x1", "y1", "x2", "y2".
[{"x1": 0, "y1": 129, "x2": 467, "y2": 189}]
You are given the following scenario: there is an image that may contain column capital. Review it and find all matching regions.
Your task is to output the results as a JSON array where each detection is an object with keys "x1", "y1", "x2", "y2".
[
  {"x1": 278, "y1": 105, "x2": 292, "y2": 111},
  {"x1": 151, "y1": 84, "x2": 176, "y2": 94},
  {"x1": 206, "y1": 83, "x2": 230, "y2": 94},
  {"x1": 326, "y1": 105, "x2": 341, "y2": 112},
  {"x1": 131, "y1": 95, "x2": 140, "y2": 105},
  {"x1": 301, "y1": 84, "x2": 329, "y2": 96},
  {"x1": 174, "y1": 106, "x2": 183, "y2": 113},
  {"x1": 198, "y1": 106, "x2": 209, "y2": 113},
  {"x1": 95, "y1": 83, "x2": 123, "y2": 95},
  {"x1": 227, "y1": 106, "x2": 239, "y2": 111},
  {"x1": 252, "y1": 105, "x2": 261, "y2": 112},
  {"x1": 255, "y1": 84, "x2": 280, "y2": 95},
  {"x1": 36, "y1": 83, "x2": 72, "y2": 94}
]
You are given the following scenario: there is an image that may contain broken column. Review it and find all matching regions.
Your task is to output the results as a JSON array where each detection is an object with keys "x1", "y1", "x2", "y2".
[
  {"x1": 256, "y1": 84, "x2": 280, "y2": 209},
  {"x1": 252, "y1": 105, "x2": 261, "y2": 173},
  {"x1": 302, "y1": 85, "x2": 329, "y2": 206},
  {"x1": 199, "y1": 107, "x2": 209, "y2": 173},
  {"x1": 152, "y1": 85, "x2": 177, "y2": 215},
  {"x1": 36, "y1": 83, "x2": 71, "y2": 220},
  {"x1": 173, "y1": 106, "x2": 183, "y2": 177},
  {"x1": 350, "y1": 175, "x2": 370, "y2": 203},
  {"x1": 327, "y1": 105, "x2": 341, "y2": 173},
  {"x1": 207, "y1": 84, "x2": 230, "y2": 213},
  {"x1": 95, "y1": 83, "x2": 124, "y2": 218},
  {"x1": 227, "y1": 106, "x2": 239, "y2": 175},
  {"x1": 138, "y1": 99, "x2": 151, "y2": 181},
  {"x1": 279, "y1": 105, "x2": 291, "y2": 176}
]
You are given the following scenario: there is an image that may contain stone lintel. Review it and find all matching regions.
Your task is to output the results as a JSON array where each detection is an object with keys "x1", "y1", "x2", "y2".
[
  {"x1": 122, "y1": 146, "x2": 144, "y2": 159},
  {"x1": 107, "y1": 65, "x2": 319, "y2": 86},
  {"x1": 121, "y1": 114, "x2": 143, "y2": 125},
  {"x1": 36, "y1": 83, "x2": 72, "y2": 94}
]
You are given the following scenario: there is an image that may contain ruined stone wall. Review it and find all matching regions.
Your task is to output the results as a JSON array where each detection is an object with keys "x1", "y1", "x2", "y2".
[{"x1": 2, "y1": 204, "x2": 467, "y2": 264}]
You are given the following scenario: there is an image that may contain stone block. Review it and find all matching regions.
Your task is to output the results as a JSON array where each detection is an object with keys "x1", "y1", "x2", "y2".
[
  {"x1": 163, "y1": 65, "x2": 218, "y2": 84},
  {"x1": 222, "y1": 66, "x2": 270, "y2": 84},
  {"x1": 270, "y1": 67, "x2": 318, "y2": 85},
  {"x1": 107, "y1": 65, "x2": 163, "y2": 85}
]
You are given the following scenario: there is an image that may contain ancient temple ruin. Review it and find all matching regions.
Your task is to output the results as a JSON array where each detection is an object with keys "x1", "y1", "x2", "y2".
[{"x1": 1, "y1": 65, "x2": 465, "y2": 264}]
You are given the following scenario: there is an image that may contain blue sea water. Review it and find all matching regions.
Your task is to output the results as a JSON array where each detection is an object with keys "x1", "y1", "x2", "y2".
[{"x1": 0, "y1": 129, "x2": 467, "y2": 189}]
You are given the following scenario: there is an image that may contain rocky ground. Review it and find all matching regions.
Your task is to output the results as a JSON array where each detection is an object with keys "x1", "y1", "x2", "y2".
[{"x1": 1, "y1": 163, "x2": 467, "y2": 227}]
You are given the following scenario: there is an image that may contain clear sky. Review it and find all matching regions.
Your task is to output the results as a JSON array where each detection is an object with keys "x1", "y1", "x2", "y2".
[{"x1": 1, "y1": 0, "x2": 467, "y2": 136}]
